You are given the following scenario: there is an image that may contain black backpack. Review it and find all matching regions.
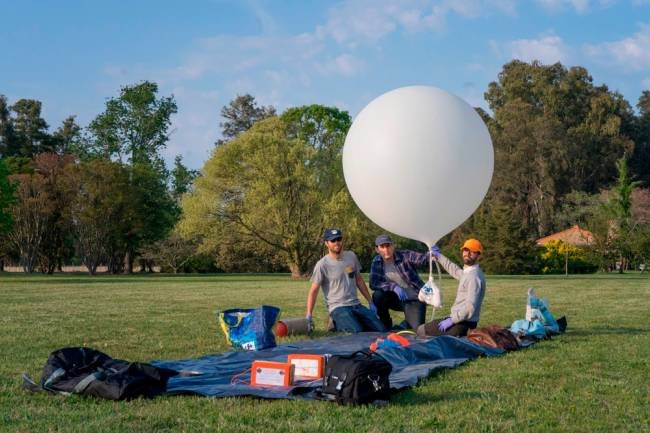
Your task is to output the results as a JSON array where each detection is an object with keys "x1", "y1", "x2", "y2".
[
  {"x1": 319, "y1": 351, "x2": 392, "y2": 405},
  {"x1": 23, "y1": 347, "x2": 178, "y2": 400}
]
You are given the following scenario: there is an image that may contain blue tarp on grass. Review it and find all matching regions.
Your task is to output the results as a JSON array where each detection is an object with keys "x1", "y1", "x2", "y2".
[{"x1": 152, "y1": 333, "x2": 504, "y2": 399}]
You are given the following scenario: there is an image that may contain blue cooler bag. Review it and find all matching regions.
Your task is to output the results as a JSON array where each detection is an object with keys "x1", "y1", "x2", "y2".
[{"x1": 217, "y1": 306, "x2": 280, "y2": 351}]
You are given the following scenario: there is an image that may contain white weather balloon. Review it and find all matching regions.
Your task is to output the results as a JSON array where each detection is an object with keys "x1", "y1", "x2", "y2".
[{"x1": 343, "y1": 86, "x2": 494, "y2": 247}]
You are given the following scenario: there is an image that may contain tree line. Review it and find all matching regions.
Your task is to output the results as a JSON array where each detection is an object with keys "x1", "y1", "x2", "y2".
[
  {"x1": 0, "y1": 82, "x2": 196, "y2": 274},
  {"x1": 1, "y1": 61, "x2": 649, "y2": 276}
]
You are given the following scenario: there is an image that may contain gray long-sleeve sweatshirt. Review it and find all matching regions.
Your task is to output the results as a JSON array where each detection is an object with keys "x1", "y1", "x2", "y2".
[{"x1": 436, "y1": 254, "x2": 486, "y2": 324}]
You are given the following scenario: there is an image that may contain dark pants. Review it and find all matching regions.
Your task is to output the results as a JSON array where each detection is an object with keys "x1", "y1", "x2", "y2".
[
  {"x1": 372, "y1": 290, "x2": 426, "y2": 330},
  {"x1": 416, "y1": 318, "x2": 478, "y2": 337}
]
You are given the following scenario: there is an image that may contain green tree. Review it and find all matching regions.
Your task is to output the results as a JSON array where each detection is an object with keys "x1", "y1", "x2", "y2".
[
  {"x1": 138, "y1": 233, "x2": 197, "y2": 274},
  {"x1": 632, "y1": 225, "x2": 650, "y2": 272},
  {"x1": 32, "y1": 153, "x2": 75, "y2": 273},
  {"x1": 539, "y1": 239, "x2": 597, "y2": 274},
  {"x1": 3, "y1": 156, "x2": 33, "y2": 175},
  {"x1": 0, "y1": 95, "x2": 19, "y2": 157},
  {"x1": 51, "y1": 116, "x2": 83, "y2": 155},
  {"x1": 171, "y1": 155, "x2": 198, "y2": 202},
  {"x1": 215, "y1": 94, "x2": 275, "y2": 146},
  {"x1": 88, "y1": 81, "x2": 177, "y2": 165},
  {"x1": 457, "y1": 199, "x2": 540, "y2": 274},
  {"x1": 630, "y1": 90, "x2": 650, "y2": 185},
  {"x1": 10, "y1": 99, "x2": 53, "y2": 157},
  {"x1": 484, "y1": 60, "x2": 634, "y2": 240},
  {"x1": 608, "y1": 157, "x2": 640, "y2": 272},
  {"x1": 181, "y1": 105, "x2": 360, "y2": 278},
  {"x1": 124, "y1": 162, "x2": 179, "y2": 273},
  {"x1": 554, "y1": 190, "x2": 603, "y2": 230},
  {"x1": 7, "y1": 172, "x2": 53, "y2": 272},
  {"x1": 0, "y1": 158, "x2": 16, "y2": 234},
  {"x1": 487, "y1": 99, "x2": 566, "y2": 236},
  {"x1": 86, "y1": 82, "x2": 179, "y2": 272},
  {"x1": 65, "y1": 160, "x2": 133, "y2": 275}
]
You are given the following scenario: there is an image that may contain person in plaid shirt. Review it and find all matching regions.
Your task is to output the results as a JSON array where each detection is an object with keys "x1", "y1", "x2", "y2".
[{"x1": 369, "y1": 234, "x2": 429, "y2": 330}]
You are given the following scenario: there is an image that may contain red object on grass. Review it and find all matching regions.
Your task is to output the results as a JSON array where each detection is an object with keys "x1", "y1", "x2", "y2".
[{"x1": 276, "y1": 321, "x2": 288, "y2": 337}]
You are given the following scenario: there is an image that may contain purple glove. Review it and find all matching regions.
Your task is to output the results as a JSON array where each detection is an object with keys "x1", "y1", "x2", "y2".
[
  {"x1": 393, "y1": 286, "x2": 408, "y2": 301},
  {"x1": 438, "y1": 317, "x2": 454, "y2": 332},
  {"x1": 306, "y1": 315, "x2": 314, "y2": 333},
  {"x1": 369, "y1": 302, "x2": 378, "y2": 314},
  {"x1": 430, "y1": 245, "x2": 441, "y2": 258}
]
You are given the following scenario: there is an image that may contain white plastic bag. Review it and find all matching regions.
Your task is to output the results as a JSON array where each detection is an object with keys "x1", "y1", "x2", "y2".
[
  {"x1": 418, "y1": 277, "x2": 442, "y2": 308},
  {"x1": 525, "y1": 287, "x2": 559, "y2": 333}
]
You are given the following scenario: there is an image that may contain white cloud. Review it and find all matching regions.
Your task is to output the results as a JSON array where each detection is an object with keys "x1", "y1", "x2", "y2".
[
  {"x1": 425, "y1": 0, "x2": 479, "y2": 30},
  {"x1": 317, "y1": 54, "x2": 366, "y2": 77},
  {"x1": 245, "y1": 0, "x2": 279, "y2": 34},
  {"x1": 164, "y1": 34, "x2": 325, "y2": 83},
  {"x1": 584, "y1": 23, "x2": 650, "y2": 70},
  {"x1": 505, "y1": 35, "x2": 569, "y2": 64},
  {"x1": 162, "y1": 0, "x2": 521, "y2": 86},
  {"x1": 536, "y1": 0, "x2": 621, "y2": 13},
  {"x1": 536, "y1": 0, "x2": 590, "y2": 13},
  {"x1": 316, "y1": 0, "x2": 518, "y2": 43},
  {"x1": 316, "y1": 0, "x2": 401, "y2": 43},
  {"x1": 111, "y1": 0, "x2": 524, "y2": 169}
]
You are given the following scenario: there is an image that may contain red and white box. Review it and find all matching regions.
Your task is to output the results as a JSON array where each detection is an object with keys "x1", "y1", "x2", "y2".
[{"x1": 250, "y1": 361, "x2": 294, "y2": 387}]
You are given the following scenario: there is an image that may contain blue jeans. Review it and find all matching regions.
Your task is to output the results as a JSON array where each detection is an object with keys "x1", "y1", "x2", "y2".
[{"x1": 330, "y1": 304, "x2": 386, "y2": 333}]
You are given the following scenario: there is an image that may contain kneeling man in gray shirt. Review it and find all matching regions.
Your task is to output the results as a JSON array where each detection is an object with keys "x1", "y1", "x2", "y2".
[{"x1": 306, "y1": 228, "x2": 385, "y2": 333}]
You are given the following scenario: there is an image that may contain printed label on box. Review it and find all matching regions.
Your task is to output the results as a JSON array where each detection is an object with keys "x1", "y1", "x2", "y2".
[
  {"x1": 254, "y1": 367, "x2": 287, "y2": 386},
  {"x1": 290, "y1": 359, "x2": 319, "y2": 378}
]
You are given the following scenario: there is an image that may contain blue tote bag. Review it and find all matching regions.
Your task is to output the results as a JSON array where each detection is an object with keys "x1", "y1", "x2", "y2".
[{"x1": 217, "y1": 306, "x2": 280, "y2": 351}]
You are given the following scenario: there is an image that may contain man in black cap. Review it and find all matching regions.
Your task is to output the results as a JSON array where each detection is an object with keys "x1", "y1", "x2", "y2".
[
  {"x1": 306, "y1": 228, "x2": 385, "y2": 333},
  {"x1": 369, "y1": 234, "x2": 429, "y2": 330}
]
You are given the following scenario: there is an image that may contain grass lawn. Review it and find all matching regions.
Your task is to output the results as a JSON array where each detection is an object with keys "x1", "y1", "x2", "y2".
[{"x1": 1, "y1": 272, "x2": 649, "y2": 433}]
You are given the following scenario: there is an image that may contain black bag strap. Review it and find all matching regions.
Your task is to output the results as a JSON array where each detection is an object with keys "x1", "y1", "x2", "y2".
[
  {"x1": 73, "y1": 371, "x2": 106, "y2": 394},
  {"x1": 42, "y1": 368, "x2": 71, "y2": 395},
  {"x1": 22, "y1": 373, "x2": 43, "y2": 393},
  {"x1": 350, "y1": 350, "x2": 389, "y2": 364}
]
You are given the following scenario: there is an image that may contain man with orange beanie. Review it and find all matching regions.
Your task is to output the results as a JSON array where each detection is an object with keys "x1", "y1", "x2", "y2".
[{"x1": 417, "y1": 239, "x2": 486, "y2": 337}]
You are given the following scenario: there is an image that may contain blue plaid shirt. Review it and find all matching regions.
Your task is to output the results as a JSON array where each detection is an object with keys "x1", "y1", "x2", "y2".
[{"x1": 369, "y1": 250, "x2": 430, "y2": 299}]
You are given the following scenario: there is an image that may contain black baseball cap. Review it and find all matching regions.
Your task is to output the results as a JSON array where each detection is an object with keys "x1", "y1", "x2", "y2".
[{"x1": 323, "y1": 228, "x2": 342, "y2": 241}]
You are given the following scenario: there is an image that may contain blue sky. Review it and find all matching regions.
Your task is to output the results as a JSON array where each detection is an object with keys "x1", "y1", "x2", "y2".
[{"x1": 2, "y1": 0, "x2": 650, "y2": 169}]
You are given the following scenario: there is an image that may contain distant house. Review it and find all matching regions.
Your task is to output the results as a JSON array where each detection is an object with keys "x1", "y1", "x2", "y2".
[{"x1": 536, "y1": 225, "x2": 594, "y2": 247}]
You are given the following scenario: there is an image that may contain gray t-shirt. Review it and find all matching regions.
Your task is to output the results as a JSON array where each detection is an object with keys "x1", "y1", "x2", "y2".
[
  {"x1": 311, "y1": 251, "x2": 362, "y2": 313},
  {"x1": 383, "y1": 261, "x2": 410, "y2": 289}
]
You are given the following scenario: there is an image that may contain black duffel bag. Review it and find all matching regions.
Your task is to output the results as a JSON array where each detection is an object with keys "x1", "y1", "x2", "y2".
[
  {"x1": 319, "y1": 350, "x2": 392, "y2": 405},
  {"x1": 23, "y1": 347, "x2": 178, "y2": 400}
]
